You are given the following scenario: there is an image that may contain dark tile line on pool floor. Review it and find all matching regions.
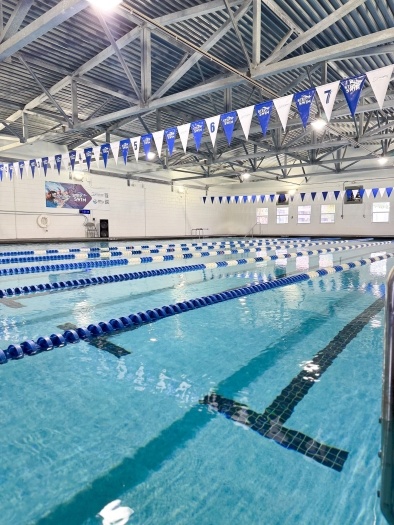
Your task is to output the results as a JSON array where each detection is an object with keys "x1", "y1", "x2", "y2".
[
  {"x1": 35, "y1": 290, "x2": 371, "y2": 525},
  {"x1": 202, "y1": 297, "x2": 384, "y2": 472}
]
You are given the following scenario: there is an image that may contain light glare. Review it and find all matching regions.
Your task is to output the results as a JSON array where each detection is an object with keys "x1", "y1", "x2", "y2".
[
  {"x1": 378, "y1": 156, "x2": 388, "y2": 165},
  {"x1": 311, "y1": 118, "x2": 327, "y2": 130},
  {"x1": 147, "y1": 152, "x2": 156, "y2": 160},
  {"x1": 88, "y1": 0, "x2": 122, "y2": 11}
]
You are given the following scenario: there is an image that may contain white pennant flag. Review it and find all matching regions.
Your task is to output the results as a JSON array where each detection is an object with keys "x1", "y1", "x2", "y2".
[
  {"x1": 131, "y1": 136, "x2": 141, "y2": 162},
  {"x1": 111, "y1": 141, "x2": 120, "y2": 165},
  {"x1": 366, "y1": 65, "x2": 394, "y2": 110},
  {"x1": 273, "y1": 95, "x2": 293, "y2": 131},
  {"x1": 177, "y1": 123, "x2": 190, "y2": 153},
  {"x1": 379, "y1": 187, "x2": 385, "y2": 197},
  {"x1": 315, "y1": 81, "x2": 340, "y2": 122},
  {"x1": 352, "y1": 189, "x2": 359, "y2": 199},
  {"x1": 93, "y1": 146, "x2": 101, "y2": 168},
  {"x1": 365, "y1": 188, "x2": 372, "y2": 198},
  {"x1": 237, "y1": 105, "x2": 254, "y2": 140},
  {"x1": 13, "y1": 162, "x2": 19, "y2": 179},
  {"x1": 153, "y1": 130, "x2": 164, "y2": 158},
  {"x1": 247, "y1": 195, "x2": 252, "y2": 202},
  {"x1": 340, "y1": 190, "x2": 345, "y2": 200},
  {"x1": 48, "y1": 156, "x2": 55, "y2": 176},
  {"x1": 328, "y1": 191, "x2": 334, "y2": 201},
  {"x1": 35, "y1": 158, "x2": 41, "y2": 177},
  {"x1": 62, "y1": 155, "x2": 69, "y2": 171},
  {"x1": 205, "y1": 115, "x2": 220, "y2": 147}
]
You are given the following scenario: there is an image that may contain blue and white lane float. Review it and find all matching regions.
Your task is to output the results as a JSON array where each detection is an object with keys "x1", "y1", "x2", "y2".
[
  {"x1": 0, "y1": 240, "x2": 390, "y2": 276},
  {"x1": 0, "y1": 241, "x2": 391, "y2": 298},
  {"x1": 0, "y1": 253, "x2": 391, "y2": 365}
]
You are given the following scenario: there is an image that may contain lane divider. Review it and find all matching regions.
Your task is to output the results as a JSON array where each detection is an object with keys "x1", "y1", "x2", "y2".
[
  {"x1": 0, "y1": 253, "x2": 391, "y2": 365},
  {"x1": 0, "y1": 241, "x2": 390, "y2": 298}
]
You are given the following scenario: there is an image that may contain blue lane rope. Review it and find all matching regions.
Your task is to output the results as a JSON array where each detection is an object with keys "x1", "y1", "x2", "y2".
[
  {"x1": 0, "y1": 241, "x2": 390, "y2": 298},
  {"x1": 0, "y1": 240, "x2": 389, "y2": 278},
  {"x1": 0, "y1": 253, "x2": 391, "y2": 365}
]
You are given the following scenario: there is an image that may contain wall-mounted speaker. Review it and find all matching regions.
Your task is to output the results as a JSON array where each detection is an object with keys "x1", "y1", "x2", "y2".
[{"x1": 99, "y1": 219, "x2": 109, "y2": 238}]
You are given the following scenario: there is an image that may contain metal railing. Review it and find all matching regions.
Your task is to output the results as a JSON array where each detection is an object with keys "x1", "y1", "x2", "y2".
[
  {"x1": 191, "y1": 228, "x2": 209, "y2": 238},
  {"x1": 244, "y1": 222, "x2": 261, "y2": 238},
  {"x1": 381, "y1": 267, "x2": 394, "y2": 523}
]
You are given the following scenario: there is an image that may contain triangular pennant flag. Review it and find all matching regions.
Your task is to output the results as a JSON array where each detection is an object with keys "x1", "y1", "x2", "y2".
[
  {"x1": 372, "y1": 188, "x2": 379, "y2": 198},
  {"x1": 3, "y1": 164, "x2": 8, "y2": 181},
  {"x1": 220, "y1": 111, "x2": 237, "y2": 145},
  {"x1": 54, "y1": 154, "x2": 62, "y2": 174},
  {"x1": 35, "y1": 158, "x2": 42, "y2": 177},
  {"x1": 29, "y1": 159, "x2": 36, "y2": 178},
  {"x1": 260, "y1": 195, "x2": 265, "y2": 203},
  {"x1": 340, "y1": 75, "x2": 366, "y2": 117},
  {"x1": 153, "y1": 130, "x2": 164, "y2": 158},
  {"x1": 379, "y1": 187, "x2": 385, "y2": 197},
  {"x1": 226, "y1": 196, "x2": 231, "y2": 203},
  {"x1": 13, "y1": 162, "x2": 19, "y2": 180},
  {"x1": 219, "y1": 196, "x2": 223, "y2": 204},
  {"x1": 84, "y1": 148, "x2": 93, "y2": 171},
  {"x1": 42, "y1": 157, "x2": 49, "y2": 177},
  {"x1": 311, "y1": 192, "x2": 317, "y2": 201},
  {"x1": 294, "y1": 88, "x2": 316, "y2": 128},
  {"x1": 359, "y1": 188, "x2": 365, "y2": 198},
  {"x1": 111, "y1": 141, "x2": 120, "y2": 165},
  {"x1": 255, "y1": 101, "x2": 273, "y2": 136},
  {"x1": 0, "y1": 164, "x2": 3, "y2": 182},
  {"x1": 93, "y1": 146, "x2": 101, "y2": 168},
  {"x1": 269, "y1": 194, "x2": 275, "y2": 202},
  {"x1": 243, "y1": 195, "x2": 248, "y2": 203},
  {"x1": 273, "y1": 94, "x2": 293, "y2": 131},
  {"x1": 251, "y1": 195, "x2": 256, "y2": 203},
  {"x1": 334, "y1": 190, "x2": 340, "y2": 200},
  {"x1": 322, "y1": 191, "x2": 328, "y2": 201},
  {"x1": 328, "y1": 191, "x2": 334, "y2": 201},
  {"x1": 353, "y1": 189, "x2": 359, "y2": 198},
  {"x1": 141, "y1": 134, "x2": 153, "y2": 158},
  {"x1": 205, "y1": 116, "x2": 220, "y2": 147},
  {"x1": 177, "y1": 123, "x2": 190, "y2": 153},
  {"x1": 191, "y1": 120, "x2": 205, "y2": 151},
  {"x1": 19, "y1": 160, "x2": 25, "y2": 179},
  {"x1": 119, "y1": 138, "x2": 131, "y2": 165},
  {"x1": 315, "y1": 81, "x2": 340, "y2": 122},
  {"x1": 386, "y1": 187, "x2": 393, "y2": 198},
  {"x1": 300, "y1": 193, "x2": 305, "y2": 201},
  {"x1": 100, "y1": 143, "x2": 110, "y2": 168},
  {"x1": 233, "y1": 196, "x2": 238, "y2": 203},
  {"x1": 164, "y1": 127, "x2": 177, "y2": 156},
  {"x1": 340, "y1": 190, "x2": 345, "y2": 200},
  {"x1": 237, "y1": 105, "x2": 254, "y2": 140},
  {"x1": 203, "y1": 196, "x2": 207, "y2": 204},
  {"x1": 211, "y1": 196, "x2": 215, "y2": 204},
  {"x1": 366, "y1": 65, "x2": 394, "y2": 110},
  {"x1": 62, "y1": 154, "x2": 69, "y2": 171},
  {"x1": 365, "y1": 188, "x2": 372, "y2": 198},
  {"x1": 69, "y1": 150, "x2": 77, "y2": 171},
  {"x1": 131, "y1": 136, "x2": 141, "y2": 161}
]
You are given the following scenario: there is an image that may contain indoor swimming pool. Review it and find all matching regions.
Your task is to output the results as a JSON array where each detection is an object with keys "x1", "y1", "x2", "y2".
[{"x1": 0, "y1": 237, "x2": 391, "y2": 524}]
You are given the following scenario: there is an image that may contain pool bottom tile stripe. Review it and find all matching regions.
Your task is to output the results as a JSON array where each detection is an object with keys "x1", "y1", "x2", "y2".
[{"x1": 201, "y1": 297, "x2": 384, "y2": 471}]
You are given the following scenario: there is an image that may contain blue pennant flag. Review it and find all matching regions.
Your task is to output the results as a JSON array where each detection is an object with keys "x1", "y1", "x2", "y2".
[
  {"x1": 141, "y1": 134, "x2": 153, "y2": 157},
  {"x1": 69, "y1": 150, "x2": 77, "y2": 171},
  {"x1": 234, "y1": 196, "x2": 239, "y2": 203},
  {"x1": 242, "y1": 195, "x2": 248, "y2": 203},
  {"x1": 226, "y1": 196, "x2": 231, "y2": 203},
  {"x1": 42, "y1": 157, "x2": 49, "y2": 177},
  {"x1": 191, "y1": 120, "x2": 205, "y2": 151},
  {"x1": 0, "y1": 164, "x2": 3, "y2": 182},
  {"x1": 346, "y1": 189, "x2": 353, "y2": 200},
  {"x1": 252, "y1": 195, "x2": 256, "y2": 203},
  {"x1": 219, "y1": 196, "x2": 223, "y2": 204},
  {"x1": 322, "y1": 191, "x2": 328, "y2": 201},
  {"x1": 294, "y1": 88, "x2": 316, "y2": 128},
  {"x1": 340, "y1": 75, "x2": 366, "y2": 117},
  {"x1": 261, "y1": 195, "x2": 265, "y2": 203},
  {"x1": 9, "y1": 163, "x2": 13, "y2": 181},
  {"x1": 100, "y1": 143, "x2": 110, "y2": 168},
  {"x1": 255, "y1": 101, "x2": 273, "y2": 136},
  {"x1": 269, "y1": 194, "x2": 275, "y2": 202},
  {"x1": 84, "y1": 147, "x2": 93, "y2": 171},
  {"x1": 202, "y1": 197, "x2": 207, "y2": 204},
  {"x1": 220, "y1": 111, "x2": 237, "y2": 145},
  {"x1": 334, "y1": 190, "x2": 340, "y2": 200},
  {"x1": 311, "y1": 192, "x2": 317, "y2": 201},
  {"x1": 359, "y1": 188, "x2": 365, "y2": 198},
  {"x1": 372, "y1": 188, "x2": 379, "y2": 198},
  {"x1": 55, "y1": 154, "x2": 62, "y2": 174},
  {"x1": 211, "y1": 196, "x2": 215, "y2": 204},
  {"x1": 19, "y1": 161, "x2": 25, "y2": 179},
  {"x1": 300, "y1": 193, "x2": 305, "y2": 201},
  {"x1": 120, "y1": 138, "x2": 131, "y2": 165},
  {"x1": 164, "y1": 127, "x2": 177, "y2": 156},
  {"x1": 29, "y1": 159, "x2": 36, "y2": 178},
  {"x1": 386, "y1": 187, "x2": 393, "y2": 197}
]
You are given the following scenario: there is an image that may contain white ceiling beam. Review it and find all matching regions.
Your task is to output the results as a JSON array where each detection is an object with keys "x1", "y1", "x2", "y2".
[
  {"x1": 252, "y1": 0, "x2": 261, "y2": 66},
  {"x1": 0, "y1": 0, "x2": 34, "y2": 43}
]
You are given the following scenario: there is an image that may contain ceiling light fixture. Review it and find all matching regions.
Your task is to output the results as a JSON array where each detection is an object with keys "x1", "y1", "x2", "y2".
[
  {"x1": 147, "y1": 152, "x2": 156, "y2": 160},
  {"x1": 378, "y1": 156, "x2": 388, "y2": 165},
  {"x1": 311, "y1": 118, "x2": 327, "y2": 130},
  {"x1": 242, "y1": 172, "x2": 251, "y2": 181},
  {"x1": 87, "y1": 0, "x2": 122, "y2": 11}
]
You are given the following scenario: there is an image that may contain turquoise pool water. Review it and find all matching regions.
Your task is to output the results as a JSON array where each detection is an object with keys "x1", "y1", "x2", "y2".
[{"x1": 0, "y1": 238, "x2": 391, "y2": 524}]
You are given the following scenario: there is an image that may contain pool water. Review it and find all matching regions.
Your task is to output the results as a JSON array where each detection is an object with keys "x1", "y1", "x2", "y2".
[{"x1": 0, "y1": 237, "x2": 391, "y2": 525}]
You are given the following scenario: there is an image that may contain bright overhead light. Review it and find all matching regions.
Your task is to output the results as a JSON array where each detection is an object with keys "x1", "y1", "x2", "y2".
[
  {"x1": 378, "y1": 156, "x2": 388, "y2": 165},
  {"x1": 242, "y1": 172, "x2": 251, "y2": 180},
  {"x1": 87, "y1": 0, "x2": 122, "y2": 11},
  {"x1": 147, "y1": 152, "x2": 156, "y2": 160},
  {"x1": 311, "y1": 118, "x2": 327, "y2": 130}
]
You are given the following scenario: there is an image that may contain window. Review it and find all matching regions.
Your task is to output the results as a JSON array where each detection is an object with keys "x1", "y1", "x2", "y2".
[
  {"x1": 298, "y1": 205, "x2": 311, "y2": 224},
  {"x1": 344, "y1": 186, "x2": 363, "y2": 204},
  {"x1": 321, "y1": 204, "x2": 335, "y2": 224},
  {"x1": 277, "y1": 206, "x2": 289, "y2": 224},
  {"x1": 372, "y1": 202, "x2": 390, "y2": 223},
  {"x1": 276, "y1": 192, "x2": 289, "y2": 205},
  {"x1": 256, "y1": 207, "x2": 268, "y2": 225}
]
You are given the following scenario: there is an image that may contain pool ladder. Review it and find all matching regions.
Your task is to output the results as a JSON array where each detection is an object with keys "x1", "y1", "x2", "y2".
[{"x1": 381, "y1": 266, "x2": 394, "y2": 523}]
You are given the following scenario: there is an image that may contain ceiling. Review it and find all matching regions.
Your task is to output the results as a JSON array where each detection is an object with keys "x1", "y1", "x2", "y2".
[{"x1": 0, "y1": 0, "x2": 394, "y2": 190}]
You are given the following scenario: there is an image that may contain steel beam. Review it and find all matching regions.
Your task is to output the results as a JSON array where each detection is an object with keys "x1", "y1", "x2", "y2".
[
  {"x1": 252, "y1": 0, "x2": 261, "y2": 66},
  {"x1": 141, "y1": 25, "x2": 152, "y2": 103},
  {"x1": 0, "y1": 0, "x2": 34, "y2": 43}
]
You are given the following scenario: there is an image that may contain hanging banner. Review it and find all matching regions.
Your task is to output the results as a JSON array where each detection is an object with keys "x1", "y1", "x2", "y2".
[
  {"x1": 220, "y1": 111, "x2": 237, "y2": 145},
  {"x1": 141, "y1": 134, "x2": 153, "y2": 158},
  {"x1": 93, "y1": 146, "x2": 101, "y2": 168},
  {"x1": 366, "y1": 65, "x2": 394, "y2": 110},
  {"x1": 334, "y1": 190, "x2": 340, "y2": 200},
  {"x1": 119, "y1": 138, "x2": 131, "y2": 165},
  {"x1": 372, "y1": 188, "x2": 379, "y2": 198},
  {"x1": 111, "y1": 141, "x2": 120, "y2": 165},
  {"x1": 365, "y1": 188, "x2": 372, "y2": 198},
  {"x1": 41, "y1": 157, "x2": 49, "y2": 177},
  {"x1": 153, "y1": 130, "x2": 164, "y2": 158},
  {"x1": 177, "y1": 123, "x2": 190, "y2": 153},
  {"x1": 84, "y1": 147, "x2": 93, "y2": 171},
  {"x1": 237, "y1": 105, "x2": 254, "y2": 140},
  {"x1": 218, "y1": 196, "x2": 223, "y2": 204},
  {"x1": 0, "y1": 164, "x2": 3, "y2": 182},
  {"x1": 322, "y1": 191, "x2": 328, "y2": 201},
  {"x1": 69, "y1": 150, "x2": 77, "y2": 171},
  {"x1": 315, "y1": 81, "x2": 340, "y2": 122},
  {"x1": 340, "y1": 75, "x2": 366, "y2": 117},
  {"x1": 294, "y1": 88, "x2": 316, "y2": 128},
  {"x1": 100, "y1": 143, "x2": 110, "y2": 168},
  {"x1": 255, "y1": 101, "x2": 273, "y2": 136},
  {"x1": 164, "y1": 127, "x2": 177, "y2": 156},
  {"x1": 131, "y1": 136, "x2": 141, "y2": 161},
  {"x1": 29, "y1": 159, "x2": 36, "y2": 178},
  {"x1": 55, "y1": 154, "x2": 62, "y2": 174},
  {"x1": 387, "y1": 187, "x2": 393, "y2": 197},
  {"x1": 260, "y1": 195, "x2": 265, "y2": 203},
  {"x1": 191, "y1": 120, "x2": 205, "y2": 151},
  {"x1": 205, "y1": 115, "x2": 220, "y2": 147},
  {"x1": 273, "y1": 94, "x2": 293, "y2": 131},
  {"x1": 45, "y1": 181, "x2": 110, "y2": 210}
]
